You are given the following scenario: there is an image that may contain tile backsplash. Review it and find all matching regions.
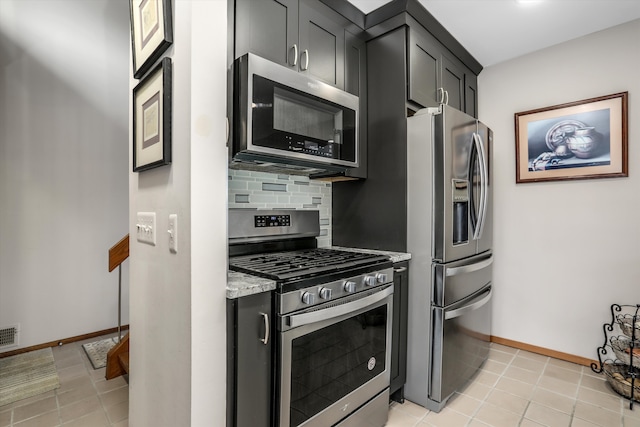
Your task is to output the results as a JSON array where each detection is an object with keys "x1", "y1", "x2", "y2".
[{"x1": 228, "y1": 170, "x2": 332, "y2": 247}]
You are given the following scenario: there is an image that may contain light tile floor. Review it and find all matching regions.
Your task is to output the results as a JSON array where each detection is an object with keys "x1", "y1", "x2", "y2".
[
  {"x1": 2, "y1": 339, "x2": 639, "y2": 427},
  {"x1": 0, "y1": 333, "x2": 128, "y2": 427},
  {"x1": 389, "y1": 343, "x2": 640, "y2": 427}
]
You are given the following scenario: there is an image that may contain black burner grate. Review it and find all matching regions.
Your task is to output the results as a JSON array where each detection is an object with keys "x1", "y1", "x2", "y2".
[{"x1": 229, "y1": 248, "x2": 389, "y2": 281}]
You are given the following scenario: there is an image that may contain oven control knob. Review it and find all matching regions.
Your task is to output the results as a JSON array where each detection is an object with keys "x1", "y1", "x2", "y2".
[
  {"x1": 376, "y1": 273, "x2": 388, "y2": 283},
  {"x1": 364, "y1": 276, "x2": 376, "y2": 286},
  {"x1": 301, "y1": 291, "x2": 316, "y2": 305},
  {"x1": 343, "y1": 281, "x2": 356, "y2": 293},
  {"x1": 319, "y1": 287, "x2": 332, "y2": 300}
]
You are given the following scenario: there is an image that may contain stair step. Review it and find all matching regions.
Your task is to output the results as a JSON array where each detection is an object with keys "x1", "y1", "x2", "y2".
[{"x1": 118, "y1": 352, "x2": 129, "y2": 374}]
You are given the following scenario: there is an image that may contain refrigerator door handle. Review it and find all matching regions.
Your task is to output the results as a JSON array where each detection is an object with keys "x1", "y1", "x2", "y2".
[
  {"x1": 445, "y1": 256, "x2": 493, "y2": 277},
  {"x1": 444, "y1": 287, "x2": 492, "y2": 320},
  {"x1": 472, "y1": 132, "x2": 488, "y2": 240}
]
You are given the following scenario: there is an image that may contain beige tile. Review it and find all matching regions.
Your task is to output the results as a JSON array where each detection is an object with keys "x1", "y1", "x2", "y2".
[
  {"x1": 580, "y1": 374, "x2": 611, "y2": 395},
  {"x1": 524, "y1": 402, "x2": 571, "y2": 427},
  {"x1": 488, "y1": 349, "x2": 515, "y2": 364},
  {"x1": 88, "y1": 368, "x2": 106, "y2": 382},
  {"x1": 54, "y1": 353, "x2": 84, "y2": 370},
  {"x1": 386, "y1": 406, "x2": 421, "y2": 427},
  {"x1": 57, "y1": 364, "x2": 88, "y2": 383},
  {"x1": 485, "y1": 389, "x2": 529, "y2": 416},
  {"x1": 56, "y1": 382, "x2": 97, "y2": 408},
  {"x1": 444, "y1": 393, "x2": 482, "y2": 417},
  {"x1": 58, "y1": 397, "x2": 101, "y2": 423},
  {"x1": 490, "y1": 343, "x2": 518, "y2": 354},
  {"x1": 573, "y1": 401, "x2": 622, "y2": 426},
  {"x1": 13, "y1": 397, "x2": 57, "y2": 423},
  {"x1": 516, "y1": 350, "x2": 549, "y2": 364},
  {"x1": 61, "y1": 410, "x2": 109, "y2": 427},
  {"x1": 473, "y1": 370, "x2": 500, "y2": 388},
  {"x1": 503, "y1": 365, "x2": 541, "y2": 385},
  {"x1": 548, "y1": 358, "x2": 583, "y2": 373},
  {"x1": 105, "y1": 400, "x2": 128, "y2": 424},
  {"x1": 511, "y1": 356, "x2": 547, "y2": 373},
  {"x1": 481, "y1": 360, "x2": 508, "y2": 375},
  {"x1": 98, "y1": 387, "x2": 128, "y2": 409},
  {"x1": 57, "y1": 376, "x2": 92, "y2": 393},
  {"x1": 112, "y1": 420, "x2": 128, "y2": 427},
  {"x1": 570, "y1": 418, "x2": 601, "y2": 427},
  {"x1": 582, "y1": 367, "x2": 605, "y2": 380},
  {"x1": 94, "y1": 376, "x2": 127, "y2": 394},
  {"x1": 577, "y1": 386, "x2": 623, "y2": 412},
  {"x1": 467, "y1": 420, "x2": 491, "y2": 427},
  {"x1": 625, "y1": 415, "x2": 640, "y2": 427},
  {"x1": 13, "y1": 410, "x2": 60, "y2": 427},
  {"x1": 537, "y1": 375, "x2": 579, "y2": 398},
  {"x1": 0, "y1": 410, "x2": 11, "y2": 427},
  {"x1": 531, "y1": 387, "x2": 575, "y2": 414},
  {"x1": 623, "y1": 403, "x2": 640, "y2": 420},
  {"x1": 393, "y1": 400, "x2": 429, "y2": 420},
  {"x1": 543, "y1": 364, "x2": 582, "y2": 384},
  {"x1": 12, "y1": 391, "x2": 56, "y2": 409},
  {"x1": 458, "y1": 381, "x2": 492, "y2": 401},
  {"x1": 420, "y1": 407, "x2": 470, "y2": 427},
  {"x1": 473, "y1": 402, "x2": 522, "y2": 426},
  {"x1": 520, "y1": 420, "x2": 545, "y2": 427},
  {"x1": 494, "y1": 377, "x2": 535, "y2": 400}
]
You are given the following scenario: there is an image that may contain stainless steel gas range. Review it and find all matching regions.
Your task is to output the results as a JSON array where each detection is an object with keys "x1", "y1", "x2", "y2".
[{"x1": 228, "y1": 209, "x2": 393, "y2": 427}]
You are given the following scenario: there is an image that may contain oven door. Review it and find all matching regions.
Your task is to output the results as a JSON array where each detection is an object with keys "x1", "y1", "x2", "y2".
[{"x1": 279, "y1": 285, "x2": 393, "y2": 427}]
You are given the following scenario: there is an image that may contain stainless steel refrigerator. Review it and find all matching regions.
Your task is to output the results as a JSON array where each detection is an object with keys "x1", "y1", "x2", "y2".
[{"x1": 405, "y1": 104, "x2": 493, "y2": 412}]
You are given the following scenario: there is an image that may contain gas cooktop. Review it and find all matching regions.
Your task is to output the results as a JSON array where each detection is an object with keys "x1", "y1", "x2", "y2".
[{"x1": 228, "y1": 248, "x2": 390, "y2": 281}]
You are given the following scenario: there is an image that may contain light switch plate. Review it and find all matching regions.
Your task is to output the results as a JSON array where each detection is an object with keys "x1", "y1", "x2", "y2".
[
  {"x1": 136, "y1": 212, "x2": 156, "y2": 245},
  {"x1": 168, "y1": 214, "x2": 178, "y2": 253}
]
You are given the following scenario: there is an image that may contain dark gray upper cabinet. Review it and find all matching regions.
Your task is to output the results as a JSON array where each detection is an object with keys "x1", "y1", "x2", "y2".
[
  {"x1": 235, "y1": 0, "x2": 349, "y2": 89},
  {"x1": 235, "y1": 0, "x2": 298, "y2": 68},
  {"x1": 407, "y1": 26, "x2": 477, "y2": 117}
]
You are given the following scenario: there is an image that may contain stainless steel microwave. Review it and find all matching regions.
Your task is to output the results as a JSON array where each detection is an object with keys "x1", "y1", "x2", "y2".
[{"x1": 231, "y1": 53, "x2": 359, "y2": 176}]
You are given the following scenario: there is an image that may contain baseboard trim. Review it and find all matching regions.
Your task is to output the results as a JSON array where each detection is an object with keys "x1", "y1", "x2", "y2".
[
  {"x1": 0, "y1": 325, "x2": 130, "y2": 359},
  {"x1": 491, "y1": 335, "x2": 598, "y2": 368}
]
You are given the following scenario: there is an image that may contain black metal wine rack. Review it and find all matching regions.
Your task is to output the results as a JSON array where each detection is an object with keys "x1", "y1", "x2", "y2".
[{"x1": 592, "y1": 304, "x2": 640, "y2": 410}]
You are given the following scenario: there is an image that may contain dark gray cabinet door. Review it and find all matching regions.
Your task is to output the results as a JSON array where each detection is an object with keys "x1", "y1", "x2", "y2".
[
  {"x1": 344, "y1": 29, "x2": 367, "y2": 178},
  {"x1": 441, "y1": 54, "x2": 465, "y2": 112},
  {"x1": 298, "y1": 0, "x2": 345, "y2": 88},
  {"x1": 235, "y1": 0, "x2": 298, "y2": 68},
  {"x1": 234, "y1": 293, "x2": 273, "y2": 427},
  {"x1": 465, "y1": 72, "x2": 478, "y2": 118},
  {"x1": 390, "y1": 261, "x2": 409, "y2": 402},
  {"x1": 408, "y1": 28, "x2": 440, "y2": 108}
]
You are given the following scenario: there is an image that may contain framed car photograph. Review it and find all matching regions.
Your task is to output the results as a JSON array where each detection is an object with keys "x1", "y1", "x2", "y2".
[
  {"x1": 515, "y1": 92, "x2": 628, "y2": 183},
  {"x1": 130, "y1": 0, "x2": 173, "y2": 79},
  {"x1": 133, "y1": 57, "x2": 172, "y2": 172}
]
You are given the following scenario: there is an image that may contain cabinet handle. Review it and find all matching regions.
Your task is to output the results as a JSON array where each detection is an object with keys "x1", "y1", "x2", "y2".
[
  {"x1": 444, "y1": 90, "x2": 449, "y2": 106},
  {"x1": 290, "y1": 44, "x2": 298, "y2": 67},
  {"x1": 259, "y1": 312, "x2": 269, "y2": 345},
  {"x1": 438, "y1": 88, "x2": 445, "y2": 104},
  {"x1": 301, "y1": 49, "x2": 309, "y2": 71},
  {"x1": 393, "y1": 267, "x2": 407, "y2": 273}
]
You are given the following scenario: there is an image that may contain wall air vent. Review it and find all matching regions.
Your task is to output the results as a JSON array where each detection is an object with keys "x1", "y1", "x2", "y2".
[{"x1": 0, "y1": 324, "x2": 20, "y2": 349}]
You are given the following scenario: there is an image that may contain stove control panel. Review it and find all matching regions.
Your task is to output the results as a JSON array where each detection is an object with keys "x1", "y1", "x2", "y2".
[
  {"x1": 278, "y1": 267, "x2": 394, "y2": 315},
  {"x1": 254, "y1": 214, "x2": 291, "y2": 228}
]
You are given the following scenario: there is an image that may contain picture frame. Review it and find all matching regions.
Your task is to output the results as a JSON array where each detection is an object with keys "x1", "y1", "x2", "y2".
[
  {"x1": 515, "y1": 92, "x2": 628, "y2": 184},
  {"x1": 133, "y1": 57, "x2": 172, "y2": 172},
  {"x1": 130, "y1": 0, "x2": 173, "y2": 79}
]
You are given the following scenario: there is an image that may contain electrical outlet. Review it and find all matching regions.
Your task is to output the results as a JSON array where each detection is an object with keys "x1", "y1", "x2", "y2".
[
  {"x1": 168, "y1": 214, "x2": 178, "y2": 253},
  {"x1": 136, "y1": 212, "x2": 156, "y2": 245}
]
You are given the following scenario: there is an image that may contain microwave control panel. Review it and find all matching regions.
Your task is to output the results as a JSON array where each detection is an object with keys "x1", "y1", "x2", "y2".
[{"x1": 287, "y1": 137, "x2": 336, "y2": 158}]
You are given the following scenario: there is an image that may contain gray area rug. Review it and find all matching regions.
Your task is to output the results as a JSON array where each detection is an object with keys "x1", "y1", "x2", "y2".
[
  {"x1": 82, "y1": 337, "x2": 117, "y2": 370},
  {"x1": 0, "y1": 347, "x2": 60, "y2": 406}
]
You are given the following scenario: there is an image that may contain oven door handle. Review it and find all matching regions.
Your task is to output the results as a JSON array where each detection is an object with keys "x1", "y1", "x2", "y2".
[{"x1": 286, "y1": 285, "x2": 393, "y2": 329}]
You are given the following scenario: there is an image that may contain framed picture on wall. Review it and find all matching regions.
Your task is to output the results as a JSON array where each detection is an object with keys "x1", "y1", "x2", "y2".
[
  {"x1": 133, "y1": 58, "x2": 172, "y2": 172},
  {"x1": 515, "y1": 92, "x2": 628, "y2": 183},
  {"x1": 130, "y1": 0, "x2": 173, "y2": 79}
]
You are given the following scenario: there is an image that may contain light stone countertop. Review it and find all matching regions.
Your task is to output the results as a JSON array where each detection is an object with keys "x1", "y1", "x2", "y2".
[{"x1": 227, "y1": 246, "x2": 411, "y2": 299}]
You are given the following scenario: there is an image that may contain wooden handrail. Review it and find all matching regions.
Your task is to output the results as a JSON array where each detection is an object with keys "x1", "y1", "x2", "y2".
[{"x1": 108, "y1": 234, "x2": 129, "y2": 272}]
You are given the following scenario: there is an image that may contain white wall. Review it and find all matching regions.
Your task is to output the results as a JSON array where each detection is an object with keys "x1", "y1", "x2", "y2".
[
  {"x1": 128, "y1": 0, "x2": 227, "y2": 425},
  {"x1": 479, "y1": 19, "x2": 640, "y2": 359},
  {"x1": 0, "y1": 0, "x2": 129, "y2": 350}
]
